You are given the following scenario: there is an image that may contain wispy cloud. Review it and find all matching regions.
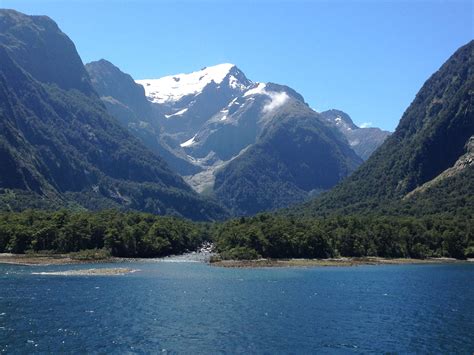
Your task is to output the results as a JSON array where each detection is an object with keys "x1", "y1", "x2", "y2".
[
  {"x1": 359, "y1": 122, "x2": 372, "y2": 128},
  {"x1": 263, "y1": 92, "x2": 289, "y2": 113}
]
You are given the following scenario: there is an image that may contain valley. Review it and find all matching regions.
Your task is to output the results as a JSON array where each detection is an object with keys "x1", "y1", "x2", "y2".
[
  {"x1": 0, "y1": 4, "x2": 472, "y2": 354},
  {"x1": 0, "y1": 9, "x2": 472, "y2": 262},
  {"x1": 88, "y1": 60, "x2": 390, "y2": 214}
]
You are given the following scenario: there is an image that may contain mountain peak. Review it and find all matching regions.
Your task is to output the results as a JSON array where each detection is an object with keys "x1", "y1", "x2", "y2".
[
  {"x1": 0, "y1": 9, "x2": 94, "y2": 94},
  {"x1": 85, "y1": 58, "x2": 150, "y2": 116},
  {"x1": 136, "y1": 63, "x2": 251, "y2": 104},
  {"x1": 86, "y1": 59, "x2": 124, "y2": 77},
  {"x1": 202, "y1": 62, "x2": 236, "y2": 72},
  {"x1": 320, "y1": 109, "x2": 358, "y2": 130}
]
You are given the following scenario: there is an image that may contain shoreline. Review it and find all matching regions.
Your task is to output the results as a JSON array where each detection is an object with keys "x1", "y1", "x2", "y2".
[
  {"x1": 209, "y1": 257, "x2": 473, "y2": 268},
  {"x1": 0, "y1": 253, "x2": 472, "y2": 268},
  {"x1": 0, "y1": 253, "x2": 120, "y2": 266}
]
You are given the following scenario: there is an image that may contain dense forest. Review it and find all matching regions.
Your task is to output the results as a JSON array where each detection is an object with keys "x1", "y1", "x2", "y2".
[
  {"x1": 0, "y1": 210, "x2": 210, "y2": 258},
  {"x1": 0, "y1": 209, "x2": 472, "y2": 260},
  {"x1": 214, "y1": 214, "x2": 473, "y2": 260}
]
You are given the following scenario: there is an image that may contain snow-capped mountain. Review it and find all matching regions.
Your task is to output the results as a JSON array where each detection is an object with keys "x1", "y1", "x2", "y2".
[
  {"x1": 136, "y1": 64, "x2": 308, "y2": 160},
  {"x1": 180, "y1": 82, "x2": 307, "y2": 163},
  {"x1": 134, "y1": 64, "x2": 310, "y2": 189},
  {"x1": 137, "y1": 63, "x2": 250, "y2": 104},
  {"x1": 78, "y1": 62, "x2": 385, "y2": 214},
  {"x1": 136, "y1": 64, "x2": 253, "y2": 140},
  {"x1": 131, "y1": 64, "x2": 385, "y2": 201}
]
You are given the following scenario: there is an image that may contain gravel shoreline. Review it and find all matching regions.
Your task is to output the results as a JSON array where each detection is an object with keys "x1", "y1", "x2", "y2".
[
  {"x1": 1, "y1": 253, "x2": 471, "y2": 268},
  {"x1": 209, "y1": 257, "x2": 473, "y2": 268},
  {"x1": 0, "y1": 253, "x2": 119, "y2": 266}
]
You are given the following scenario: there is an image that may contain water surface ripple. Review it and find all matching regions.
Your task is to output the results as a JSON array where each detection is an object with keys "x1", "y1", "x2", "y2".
[{"x1": 0, "y1": 262, "x2": 473, "y2": 353}]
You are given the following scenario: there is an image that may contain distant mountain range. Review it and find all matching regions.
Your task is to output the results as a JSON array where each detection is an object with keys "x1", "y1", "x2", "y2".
[
  {"x1": 3, "y1": 9, "x2": 469, "y2": 221},
  {"x1": 88, "y1": 60, "x2": 390, "y2": 214},
  {"x1": 0, "y1": 9, "x2": 226, "y2": 220}
]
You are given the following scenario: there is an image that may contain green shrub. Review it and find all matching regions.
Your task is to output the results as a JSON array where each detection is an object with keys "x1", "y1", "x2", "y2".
[
  {"x1": 219, "y1": 247, "x2": 261, "y2": 260},
  {"x1": 464, "y1": 245, "x2": 474, "y2": 258},
  {"x1": 70, "y1": 248, "x2": 111, "y2": 261}
]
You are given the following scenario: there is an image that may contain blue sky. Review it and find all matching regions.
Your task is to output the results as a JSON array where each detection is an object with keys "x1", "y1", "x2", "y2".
[{"x1": 2, "y1": 0, "x2": 472, "y2": 131}]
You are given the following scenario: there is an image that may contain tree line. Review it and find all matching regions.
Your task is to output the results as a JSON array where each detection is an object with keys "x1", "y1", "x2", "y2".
[
  {"x1": 214, "y1": 214, "x2": 473, "y2": 260},
  {"x1": 0, "y1": 210, "x2": 210, "y2": 258},
  {"x1": 0, "y1": 209, "x2": 472, "y2": 260}
]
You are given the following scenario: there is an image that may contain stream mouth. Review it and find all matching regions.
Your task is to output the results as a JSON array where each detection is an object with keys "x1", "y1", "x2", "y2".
[
  {"x1": 146, "y1": 250, "x2": 216, "y2": 263},
  {"x1": 141, "y1": 242, "x2": 216, "y2": 263}
]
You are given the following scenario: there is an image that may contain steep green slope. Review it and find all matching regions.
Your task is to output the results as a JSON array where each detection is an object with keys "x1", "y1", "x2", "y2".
[
  {"x1": 395, "y1": 136, "x2": 473, "y2": 217},
  {"x1": 214, "y1": 100, "x2": 362, "y2": 215},
  {"x1": 298, "y1": 40, "x2": 474, "y2": 217},
  {"x1": 0, "y1": 10, "x2": 226, "y2": 220}
]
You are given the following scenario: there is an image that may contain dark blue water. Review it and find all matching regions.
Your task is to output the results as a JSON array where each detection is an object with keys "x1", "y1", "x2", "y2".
[{"x1": 0, "y1": 261, "x2": 473, "y2": 353}]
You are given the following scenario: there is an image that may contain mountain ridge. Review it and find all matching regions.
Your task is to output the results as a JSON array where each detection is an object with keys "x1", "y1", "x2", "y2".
[
  {"x1": 320, "y1": 109, "x2": 391, "y2": 160},
  {"x1": 85, "y1": 59, "x2": 201, "y2": 175},
  {"x1": 128, "y1": 62, "x2": 385, "y2": 214},
  {"x1": 0, "y1": 9, "x2": 227, "y2": 220}
]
